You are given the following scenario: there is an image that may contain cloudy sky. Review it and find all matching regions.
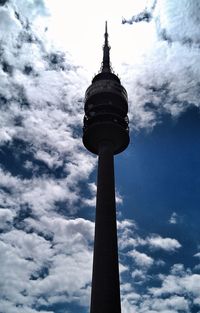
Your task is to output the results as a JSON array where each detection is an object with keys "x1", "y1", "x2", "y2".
[{"x1": 0, "y1": 0, "x2": 200, "y2": 312}]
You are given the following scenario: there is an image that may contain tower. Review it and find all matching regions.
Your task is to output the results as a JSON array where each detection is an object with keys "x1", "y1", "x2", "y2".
[{"x1": 83, "y1": 22, "x2": 129, "y2": 313}]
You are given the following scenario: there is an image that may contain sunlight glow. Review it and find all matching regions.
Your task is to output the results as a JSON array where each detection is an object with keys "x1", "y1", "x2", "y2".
[{"x1": 42, "y1": 0, "x2": 157, "y2": 74}]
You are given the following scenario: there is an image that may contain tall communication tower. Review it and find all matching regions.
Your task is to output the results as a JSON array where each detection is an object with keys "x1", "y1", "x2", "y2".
[{"x1": 83, "y1": 22, "x2": 129, "y2": 313}]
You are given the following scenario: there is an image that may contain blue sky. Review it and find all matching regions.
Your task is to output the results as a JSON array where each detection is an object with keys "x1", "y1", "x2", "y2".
[{"x1": 0, "y1": 0, "x2": 200, "y2": 312}]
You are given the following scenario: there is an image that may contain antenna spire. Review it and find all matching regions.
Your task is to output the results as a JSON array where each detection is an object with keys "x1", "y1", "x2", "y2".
[{"x1": 101, "y1": 21, "x2": 111, "y2": 72}]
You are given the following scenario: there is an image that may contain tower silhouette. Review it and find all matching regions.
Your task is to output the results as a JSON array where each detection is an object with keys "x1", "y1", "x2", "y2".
[{"x1": 83, "y1": 22, "x2": 129, "y2": 313}]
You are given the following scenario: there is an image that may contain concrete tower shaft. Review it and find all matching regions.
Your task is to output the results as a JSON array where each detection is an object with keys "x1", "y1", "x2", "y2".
[
  {"x1": 83, "y1": 22, "x2": 129, "y2": 155},
  {"x1": 90, "y1": 141, "x2": 121, "y2": 313}
]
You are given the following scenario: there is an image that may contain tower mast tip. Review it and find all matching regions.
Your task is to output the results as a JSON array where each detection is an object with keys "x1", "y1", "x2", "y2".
[
  {"x1": 105, "y1": 21, "x2": 108, "y2": 34},
  {"x1": 102, "y1": 21, "x2": 111, "y2": 72}
]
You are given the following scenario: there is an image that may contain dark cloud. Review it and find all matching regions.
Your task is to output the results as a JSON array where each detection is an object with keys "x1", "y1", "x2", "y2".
[
  {"x1": 0, "y1": 94, "x2": 7, "y2": 105},
  {"x1": 156, "y1": 22, "x2": 200, "y2": 47},
  {"x1": 0, "y1": 0, "x2": 8, "y2": 6},
  {"x1": 122, "y1": 0, "x2": 157, "y2": 25},
  {"x1": 47, "y1": 52, "x2": 66, "y2": 71},
  {"x1": 122, "y1": 10, "x2": 153, "y2": 24},
  {"x1": 23, "y1": 65, "x2": 33, "y2": 75},
  {"x1": 155, "y1": 0, "x2": 200, "y2": 47},
  {"x1": 2, "y1": 60, "x2": 13, "y2": 74}
]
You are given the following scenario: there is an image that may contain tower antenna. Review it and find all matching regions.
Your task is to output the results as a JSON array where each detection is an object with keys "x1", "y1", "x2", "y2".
[{"x1": 101, "y1": 21, "x2": 111, "y2": 73}]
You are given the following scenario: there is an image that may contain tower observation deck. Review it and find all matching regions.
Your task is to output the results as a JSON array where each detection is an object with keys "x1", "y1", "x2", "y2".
[{"x1": 83, "y1": 22, "x2": 129, "y2": 313}]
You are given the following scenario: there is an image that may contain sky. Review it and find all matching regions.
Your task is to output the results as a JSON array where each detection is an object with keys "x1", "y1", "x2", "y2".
[{"x1": 0, "y1": 0, "x2": 200, "y2": 312}]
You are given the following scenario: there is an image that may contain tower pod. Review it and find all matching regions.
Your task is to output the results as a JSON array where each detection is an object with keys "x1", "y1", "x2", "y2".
[{"x1": 83, "y1": 22, "x2": 129, "y2": 155}]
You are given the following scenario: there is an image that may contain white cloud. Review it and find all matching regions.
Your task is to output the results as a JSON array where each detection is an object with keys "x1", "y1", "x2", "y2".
[
  {"x1": 150, "y1": 264, "x2": 200, "y2": 300},
  {"x1": 0, "y1": 167, "x2": 87, "y2": 216},
  {"x1": 119, "y1": 263, "x2": 129, "y2": 274},
  {"x1": 0, "y1": 217, "x2": 94, "y2": 311},
  {"x1": 0, "y1": 208, "x2": 16, "y2": 230},
  {"x1": 145, "y1": 295, "x2": 189, "y2": 312},
  {"x1": 147, "y1": 235, "x2": 181, "y2": 252},
  {"x1": 155, "y1": 259, "x2": 166, "y2": 267},
  {"x1": 121, "y1": 292, "x2": 140, "y2": 313},
  {"x1": 169, "y1": 212, "x2": 178, "y2": 224},
  {"x1": 0, "y1": 300, "x2": 53, "y2": 313},
  {"x1": 155, "y1": 0, "x2": 200, "y2": 44},
  {"x1": 128, "y1": 250, "x2": 154, "y2": 268},
  {"x1": 194, "y1": 264, "x2": 200, "y2": 272},
  {"x1": 121, "y1": 282, "x2": 134, "y2": 293},
  {"x1": 12, "y1": 0, "x2": 49, "y2": 21},
  {"x1": 194, "y1": 297, "x2": 200, "y2": 306},
  {"x1": 194, "y1": 252, "x2": 200, "y2": 258},
  {"x1": 120, "y1": 0, "x2": 200, "y2": 131},
  {"x1": 25, "y1": 216, "x2": 94, "y2": 246},
  {"x1": 0, "y1": 6, "x2": 22, "y2": 41},
  {"x1": 82, "y1": 182, "x2": 97, "y2": 207},
  {"x1": 131, "y1": 269, "x2": 146, "y2": 282},
  {"x1": 118, "y1": 219, "x2": 143, "y2": 251},
  {"x1": 118, "y1": 219, "x2": 137, "y2": 231}
]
